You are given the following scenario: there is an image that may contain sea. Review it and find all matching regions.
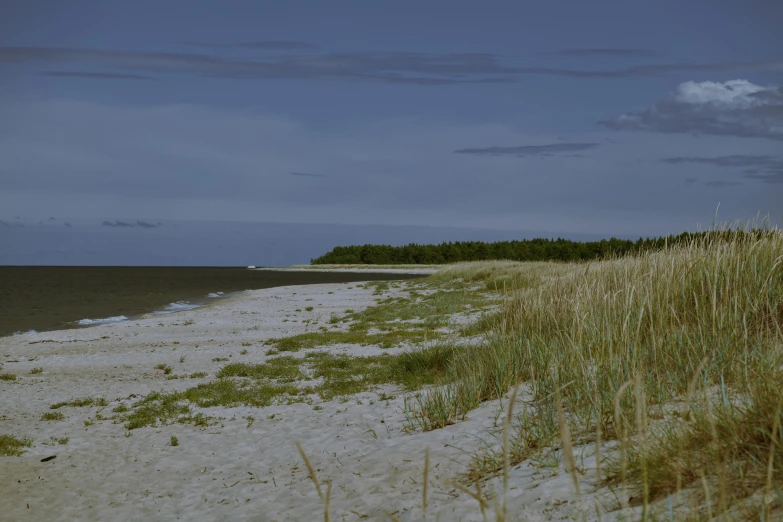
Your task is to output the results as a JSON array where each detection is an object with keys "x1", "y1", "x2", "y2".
[{"x1": 0, "y1": 267, "x2": 423, "y2": 337}]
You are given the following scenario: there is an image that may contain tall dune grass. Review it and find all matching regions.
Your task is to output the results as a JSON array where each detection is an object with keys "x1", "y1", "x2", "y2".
[{"x1": 408, "y1": 226, "x2": 783, "y2": 517}]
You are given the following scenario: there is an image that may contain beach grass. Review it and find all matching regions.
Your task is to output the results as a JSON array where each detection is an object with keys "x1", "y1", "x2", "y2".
[{"x1": 404, "y1": 225, "x2": 783, "y2": 517}]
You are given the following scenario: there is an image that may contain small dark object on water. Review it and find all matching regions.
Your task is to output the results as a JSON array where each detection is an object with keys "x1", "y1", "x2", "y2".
[{"x1": 40, "y1": 455, "x2": 56, "y2": 462}]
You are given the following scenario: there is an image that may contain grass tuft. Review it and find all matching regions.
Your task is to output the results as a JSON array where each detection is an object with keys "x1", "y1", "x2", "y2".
[
  {"x1": 0, "y1": 434, "x2": 33, "y2": 456},
  {"x1": 51, "y1": 397, "x2": 109, "y2": 409}
]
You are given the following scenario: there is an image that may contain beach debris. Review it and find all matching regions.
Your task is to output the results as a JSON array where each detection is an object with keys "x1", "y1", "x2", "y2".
[{"x1": 40, "y1": 455, "x2": 56, "y2": 462}]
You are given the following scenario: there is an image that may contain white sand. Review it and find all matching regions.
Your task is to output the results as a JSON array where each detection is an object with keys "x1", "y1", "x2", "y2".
[{"x1": 1, "y1": 279, "x2": 621, "y2": 521}]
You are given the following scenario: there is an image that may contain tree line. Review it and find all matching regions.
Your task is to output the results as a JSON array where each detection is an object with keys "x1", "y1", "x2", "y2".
[{"x1": 310, "y1": 231, "x2": 750, "y2": 265}]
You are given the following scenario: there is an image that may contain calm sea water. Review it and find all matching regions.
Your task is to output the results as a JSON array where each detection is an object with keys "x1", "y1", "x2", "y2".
[{"x1": 0, "y1": 267, "x2": 424, "y2": 337}]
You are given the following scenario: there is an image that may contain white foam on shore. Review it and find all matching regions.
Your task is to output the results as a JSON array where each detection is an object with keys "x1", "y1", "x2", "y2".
[
  {"x1": 13, "y1": 329, "x2": 38, "y2": 336},
  {"x1": 207, "y1": 292, "x2": 224, "y2": 298},
  {"x1": 77, "y1": 316, "x2": 128, "y2": 326},
  {"x1": 150, "y1": 301, "x2": 202, "y2": 315}
]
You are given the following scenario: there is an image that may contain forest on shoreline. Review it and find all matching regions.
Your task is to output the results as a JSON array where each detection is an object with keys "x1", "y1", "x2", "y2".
[{"x1": 310, "y1": 231, "x2": 759, "y2": 265}]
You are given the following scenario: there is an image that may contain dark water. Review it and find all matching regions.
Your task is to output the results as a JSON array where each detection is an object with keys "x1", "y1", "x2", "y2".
[{"x1": 0, "y1": 267, "x2": 424, "y2": 337}]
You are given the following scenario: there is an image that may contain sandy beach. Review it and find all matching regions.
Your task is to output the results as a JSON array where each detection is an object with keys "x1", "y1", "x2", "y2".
[{"x1": 1, "y1": 275, "x2": 602, "y2": 521}]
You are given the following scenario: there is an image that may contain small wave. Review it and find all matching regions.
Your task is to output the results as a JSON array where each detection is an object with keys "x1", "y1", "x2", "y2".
[
  {"x1": 150, "y1": 301, "x2": 202, "y2": 316},
  {"x1": 207, "y1": 292, "x2": 224, "y2": 298},
  {"x1": 13, "y1": 329, "x2": 38, "y2": 336},
  {"x1": 77, "y1": 316, "x2": 128, "y2": 326}
]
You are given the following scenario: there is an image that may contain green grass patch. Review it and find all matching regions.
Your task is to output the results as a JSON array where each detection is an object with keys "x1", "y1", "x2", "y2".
[
  {"x1": 51, "y1": 397, "x2": 109, "y2": 409},
  {"x1": 123, "y1": 379, "x2": 301, "y2": 429},
  {"x1": 217, "y1": 357, "x2": 304, "y2": 382},
  {"x1": 0, "y1": 373, "x2": 17, "y2": 381},
  {"x1": 123, "y1": 342, "x2": 462, "y2": 428},
  {"x1": 267, "y1": 327, "x2": 442, "y2": 352},
  {"x1": 41, "y1": 411, "x2": 65, "y2": 421},
  {"x1": 0, "y1": 434, "x2": 32, "y2": 456}
]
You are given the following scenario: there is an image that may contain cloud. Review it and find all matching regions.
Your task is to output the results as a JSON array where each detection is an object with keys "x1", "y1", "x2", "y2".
[
  {"x1": 0, "y1": 47, "x2": 522, "y2": 84},
  {"x1": 0, "y1": 220, "x2": 24, "y2": 228},
  {"x1": 35, "y1": 71, "x2": 155, "y2": 80},
  {"x1": 2, "y1": 46, "x2": 782, "y2": 84},
  {"x1": 136, "y1": 220, "x2": 162, "y2": 228},
  {"x1": 454, "y1": 142, "x2": 598, "y2": 157},
  {"x1": 101, "y1": 220, "x2": 162, "y2": 228},
  {"x1": 602, "y1": 80, "x2": 783, "y2": 140},
  {"x1": 662, "y1": 154, "x2": 783, "y2": 184},
  {"x1": 289, "y1": 172, "x2": 324, "y2": 178},
  {"x1": 662, "y1": 155, "x2": 777, "y2": 167},
  {"x1": 180, "y1": 40, "x2": 319, "y2": 51},
  {"x1": 705, "y1": 181, "x2": 742, "y2": 188},
  {"x1": 546, "y1": 48, "x2": 658, "y2": 58},
  {"x1": 2, "y1": 98, "x2": 780, "y2": 236},
  {"x1": 743, "y1": 168, "x2": 783, "y2": 184}
]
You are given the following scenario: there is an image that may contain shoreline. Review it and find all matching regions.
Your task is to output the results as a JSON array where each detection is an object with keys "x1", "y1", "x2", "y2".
[
  {"x1": 0, "y1": 266, "x2": 431, "y2": 339},
  {"x1": 1, "y1": 276, "x2": 586, "y2": 521}
]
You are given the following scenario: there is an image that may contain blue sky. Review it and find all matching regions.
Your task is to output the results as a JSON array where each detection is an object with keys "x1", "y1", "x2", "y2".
[{"x1": 1, "y1": 1, "x2": 781, "y2": 264}]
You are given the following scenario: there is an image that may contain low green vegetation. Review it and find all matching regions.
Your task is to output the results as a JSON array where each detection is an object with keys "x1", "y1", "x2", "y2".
[
  {"x1": 42, "y1": 436, "x2": 69, "y2": 446},
  {"x1": 266, "y1": 328, "x2": 442, "y2": 352},
  {"x1": 265, "y1": 279, "x2": 493, "y2": 354},
  {"x1": 0, "y1": 434, "x2": 32, "y2": 456},
  {"x1": 29, "y1": 367, "x2": 43, "y2": 374},
  {"x1": 122, "y1": 379, "x2": 305, "y2": 429},
  {"x1": 41, "y1": 411, "x2": 65, "y2": 421},
  {"x1": 51, "y1": 397, "x2": 109, "y2": 409},
  {"x1": 120, "y1": 263, "x2": 500, "y2": 431},
  {"x1": 155, "y1": 363, "x2": 173, "y2": 375},
  {"x1": 0, "y1": 373, "x2": 17, "y2": 381},
  {"x1": 121, "y1": 342, "x2": 461, "y2": 429},
  {"x1": 217, "y1": 358, "x2": 305, "y2": 382}
]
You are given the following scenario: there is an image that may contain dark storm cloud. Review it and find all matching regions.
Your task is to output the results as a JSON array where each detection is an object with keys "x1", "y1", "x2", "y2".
[
  {"x1": 661, "y1": 155, "x2": 783, "y2": 184},
  {"x1": 602, "y1": 80, "x2": 783, "y2": 140},
  {"x1": 289, "y1": 172, "x2": 325, "y2": 178},
  {"x1": 743, "y1": 168, "x2": 783, "y2": 184},
  {"x1": 136, "y1": 220, "x2": 162, "y2": 228},
  {"x1": 662, "y1": 155, "x2": 777, "y2": 168},
  {"x1": 705, "y1": 181, "x2": 742, "y2": 188},
  {"x1": 454, "y1": 142, "x2": 599, "y2": 157},
  {"x1": 36, "y1": 71, "x2": 156, "y2": 80},
  {"x1": 180, "y1": 40, "x2": 319, "y2": 50},
  {"x1": 546, "y1": 48, "x2": 658, "y2": 58},
  {"x1": 101, "y1": 220, "x2": 162, "y2": 228},
  {"x1": 0, "y1": 220, "x2": 24, "y2": 228},
  {"x1": 2, "y1": 46, "x2": 782, "y2": 84}
]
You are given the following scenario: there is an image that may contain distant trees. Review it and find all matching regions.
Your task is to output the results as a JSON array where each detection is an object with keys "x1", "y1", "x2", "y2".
[{"x1": 310, "y1": 231, "x2": 738, "y2": 265}]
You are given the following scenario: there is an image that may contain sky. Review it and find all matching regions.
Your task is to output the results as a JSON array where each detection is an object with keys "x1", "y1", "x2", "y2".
[{"x1": 0, "y1": 0, "x2": 782, "y2": 265}]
